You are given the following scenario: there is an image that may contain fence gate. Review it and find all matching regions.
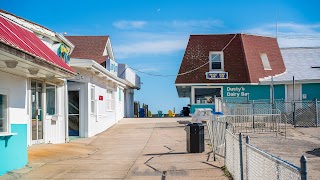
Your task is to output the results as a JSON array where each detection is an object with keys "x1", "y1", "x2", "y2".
[
  {"x1": 294, "y1": 101, "x2": 318, "y2": 127},
  {"x1": 68, "y1": 91, "x2": 80, "y2": 136}
]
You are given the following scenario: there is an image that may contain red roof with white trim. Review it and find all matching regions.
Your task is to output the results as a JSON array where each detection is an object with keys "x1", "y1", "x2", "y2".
[{"x1": 0, "y1": 16, "x2": 75, "y2": 73}]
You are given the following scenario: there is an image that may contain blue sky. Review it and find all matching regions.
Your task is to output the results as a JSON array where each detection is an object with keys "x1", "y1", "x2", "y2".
[{"x1": 2, "y1": 0, "x2": 320, "y2": 113}]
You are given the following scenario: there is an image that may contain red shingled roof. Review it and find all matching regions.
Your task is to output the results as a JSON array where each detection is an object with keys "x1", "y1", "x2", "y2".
[
  {"x1": 0, "y1": 16, "x2": 74, "y2": 73},
  {"x1": 175, "y1": 34, "x2": 285, "y2": 84},
  {"x1": 65, "y1": 36, "x2": 109, "y2": 64}
]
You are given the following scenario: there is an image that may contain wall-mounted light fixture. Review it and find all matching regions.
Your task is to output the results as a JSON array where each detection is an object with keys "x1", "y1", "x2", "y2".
[
  {"x1": 28, "y1": 68, "x2": 39, "y2": 75},
  {"x1": 5, "y1": 60, "x2": 18, "y2": 68}
]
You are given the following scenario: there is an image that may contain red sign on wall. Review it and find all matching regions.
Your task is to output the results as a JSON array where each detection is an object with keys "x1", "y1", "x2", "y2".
[{"x1": 99, "y1": 95, "x2": 103, "y2": 101}]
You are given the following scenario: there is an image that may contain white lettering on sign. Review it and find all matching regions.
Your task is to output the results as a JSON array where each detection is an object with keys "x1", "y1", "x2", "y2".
[
  {"x1": 205, "y1": 72, "x2": 228, "y2": 79},
  {"x1": 226, "y1": 86, "x2": 249, "y2": 97}
]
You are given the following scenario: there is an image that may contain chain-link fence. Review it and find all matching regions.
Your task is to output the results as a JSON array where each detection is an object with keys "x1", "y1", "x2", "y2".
[
  {"x1": 225, "y1": 129, "x2": 241, "y2": 180},
  {"x1": 246, "y1": 140, "x2": 302, "y2": 180},
  {"x1": 223, "y1": 129, "x2": 307, "y2": 180},
  {"x1": 207, "y1": 113, "x2": 307, "y2": 180},
  {"x1": 217, "y1": 98, "x2": 320, "y2": 127}
]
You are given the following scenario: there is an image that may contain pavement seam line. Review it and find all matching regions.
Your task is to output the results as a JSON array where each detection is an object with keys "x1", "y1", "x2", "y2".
[{"x1": 123, "y1": 122, "x2": 157, "y2": 179}]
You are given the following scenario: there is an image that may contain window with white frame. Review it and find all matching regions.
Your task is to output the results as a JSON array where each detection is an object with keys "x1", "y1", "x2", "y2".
[
  {"x1": 106, "y1": 89, "x2": 114, "y2": 111},
  {"x1": 260, "y1": 53, "x2": 272, "y2": 70},
  {"x1": 0, "y1": 94, "x2": 8, "y2": 133},
  {"x1": 46, "y1": 84, "x2": 56, "y2": 115},
  {"x1": 90, "y1": 86, "x2": 95, "y2": 114},
  {"x1": 209, "y1": 51, "x2": 224, "y2": 71}
]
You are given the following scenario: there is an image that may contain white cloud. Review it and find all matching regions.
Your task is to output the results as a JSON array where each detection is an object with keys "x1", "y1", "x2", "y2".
[
  {"x1": 114, "y1": 38, "x2": 187, "y2": 59},
  {"x1": 163, "y1": 20, "x2": 223, "y2": 30},
  {"x1": 245, "y1": 22, "x2": 320, "y2": 47},
  {"x1": 113, "y1": 20, "x2": 147, "y2": 29},
  {"x1": 112, "y1": 19, "x2": 223, "y2": 59},
  {"x1": 113, "y1": 19, "x2": 223, "y2": 32},
  {"x1": 132, "y1": 64, "x2": 161, "y2": 72}
]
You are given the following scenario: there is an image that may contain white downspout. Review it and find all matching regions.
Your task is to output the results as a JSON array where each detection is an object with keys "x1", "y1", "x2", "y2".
[{"x1": 64, "y1": 79, "x2": 69, "y2": 143}]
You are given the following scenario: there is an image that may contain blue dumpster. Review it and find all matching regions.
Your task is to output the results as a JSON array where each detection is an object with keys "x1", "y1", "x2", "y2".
[{"x1": 139, "y1": 108, "x2": 145, "y2": 117}]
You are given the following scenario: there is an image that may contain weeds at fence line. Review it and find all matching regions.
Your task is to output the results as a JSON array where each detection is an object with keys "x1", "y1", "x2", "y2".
[{"x1": 221, "y1": 166, "x2": 233, "y2": 180}]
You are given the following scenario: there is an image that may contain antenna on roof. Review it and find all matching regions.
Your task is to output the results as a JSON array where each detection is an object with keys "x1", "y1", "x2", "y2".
[{"x1": 276, "y1": 10, "x2": 278, "y2": 39}]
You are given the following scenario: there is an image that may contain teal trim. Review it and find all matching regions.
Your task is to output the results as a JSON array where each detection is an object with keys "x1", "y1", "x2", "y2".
[
  {"x1": 223, "y1": 85, "x2": 270, "y2": 100},
  {"x1": 274, "y1": 85, "x2": 285, "y2": 99},
  {"x1": 302, "y1": 83, "x2": 320, "y2": 100},
  {"x1": 0, "y1": 124, "x2": 27, "y2": 176},
  {"x1": 191, "y1": 104, "x2": 215, "y2": 114}
]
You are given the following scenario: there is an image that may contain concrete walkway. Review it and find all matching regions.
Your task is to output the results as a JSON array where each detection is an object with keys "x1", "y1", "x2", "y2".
[{"x1": 2, "y1": 118, "x2": 227, "y2": 180}]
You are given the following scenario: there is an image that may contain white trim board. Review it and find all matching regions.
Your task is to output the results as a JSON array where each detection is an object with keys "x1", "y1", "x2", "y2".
[{"x1": 176, "y1": 83, "x2": 260, "y2": 86}]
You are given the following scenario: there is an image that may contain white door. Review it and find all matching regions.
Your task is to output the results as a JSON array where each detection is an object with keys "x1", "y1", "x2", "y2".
[{"x1": 287, "y1": 84, "x2": 302, "y2": 101}]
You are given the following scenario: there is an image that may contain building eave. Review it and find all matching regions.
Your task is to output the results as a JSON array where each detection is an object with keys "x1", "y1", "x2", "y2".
[{"x1": 69, "y1": 58, "x2": 136, "y2": 88}]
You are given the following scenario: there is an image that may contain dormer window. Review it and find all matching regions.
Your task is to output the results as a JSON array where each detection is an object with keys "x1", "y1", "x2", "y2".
[
  {"x1": 209, "y1": 51, "x2": 224, "y2": 71},
  {"x1": 260, "y1": 53, "x2": 272, "y2": 70}
]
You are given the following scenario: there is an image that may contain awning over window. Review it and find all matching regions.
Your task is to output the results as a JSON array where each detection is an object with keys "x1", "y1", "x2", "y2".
[{"x1": 0, "y1": 16, "x2": 74, "y2": 73}]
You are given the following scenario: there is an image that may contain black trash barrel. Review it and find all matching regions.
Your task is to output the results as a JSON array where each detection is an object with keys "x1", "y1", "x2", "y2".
[{"x1": 186, "y1": 123, "x2": 204, "y2": 153}]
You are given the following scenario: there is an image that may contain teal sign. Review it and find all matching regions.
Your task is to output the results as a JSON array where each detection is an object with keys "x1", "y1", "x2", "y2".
[{"x1": 206, "y1": 72, "x2": 228, "y2": 79}]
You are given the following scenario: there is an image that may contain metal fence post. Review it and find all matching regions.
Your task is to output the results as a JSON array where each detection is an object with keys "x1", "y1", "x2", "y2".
[
  {"x1": 293, "y1": 101, "x2": 296, "y2": 127},
  {"x1": 315, "y1": 99, "x2": 318, "y2": 127},
  {"x1": 239, "y1": 133, "x2": 244, "y2": 180},
  {"x1": 224, "y1": 122, "x2": 228, "y2": 167},
  {"x1": 252, "y1": 101, "x2": 255, "y2": 132},
  {"x1": 246, "y1": 136, "x2": 250, "y2": 180},
  {"x1": 300, "y1": 155, "x2": 308, "y2": 180}
]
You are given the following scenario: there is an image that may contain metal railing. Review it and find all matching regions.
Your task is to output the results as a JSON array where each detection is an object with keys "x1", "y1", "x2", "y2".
[
  {"x1": 246, "y1": 136, "x2": 303, "y2": 180},
  {"x1": 223, "y1": 130, "x2": 308, "y2": 180},
  {"x1": 207, "y1": 116, "x2": 307, "y2": 180},
  {"x1": 217, "y1": 98, "x2": 320, "y2": 128},
  {"x1": 207, "y1": 116, "x2": 228, "y2": 159},
  {"x1": 216, "y1": 111, "x2": 284, "y2": 134}
]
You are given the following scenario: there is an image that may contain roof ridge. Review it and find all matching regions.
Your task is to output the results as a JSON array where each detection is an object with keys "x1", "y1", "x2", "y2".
[
  {"x1": 0, "y1": 9, "x2": 55, "y2": 33},
  {"x1": 281, "y1": 47, "x2": 320, "y2": 49},
  {"x1": 239, "y1": 34, "x2": 252, "y2": 82},
  {"x1": 189, "y1": 33, "x2": 276, "y2": 39}
]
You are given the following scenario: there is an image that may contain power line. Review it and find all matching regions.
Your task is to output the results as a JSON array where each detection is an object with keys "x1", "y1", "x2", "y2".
[{"x1": 129, "y1": 34, "x2": 238, "y2": 77}]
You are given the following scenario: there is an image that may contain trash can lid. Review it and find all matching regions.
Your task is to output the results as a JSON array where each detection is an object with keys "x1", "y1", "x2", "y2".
[{"x1": 187, "y1": 123, "x2": 203, "y2": 126}]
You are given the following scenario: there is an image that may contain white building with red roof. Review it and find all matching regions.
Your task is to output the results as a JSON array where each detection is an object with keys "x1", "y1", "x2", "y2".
[
  {"x1": 0, "y1": 10, "x2": 76, "y2": 175},
  {"x1": 65, "y1": 36, "x2": 141, "y2": 138}
]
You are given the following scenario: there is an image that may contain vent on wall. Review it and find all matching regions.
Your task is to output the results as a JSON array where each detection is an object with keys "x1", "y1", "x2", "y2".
[{"x1": 260, "y1": 53, "x2": 272, "y2": 70}]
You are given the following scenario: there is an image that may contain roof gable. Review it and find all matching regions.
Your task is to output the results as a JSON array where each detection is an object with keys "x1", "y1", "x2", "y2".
[
  {"x1": 175, "y1": 34, "x2": 286, "y2": 84},
  {"x1": 65, "y1": 36, "x2": 111, "y2": 64},
  {"x1": 175, "y1": 34, "x2": 250, "y2": 84},
  {"x1": 241, "y1": 34, "x2": 286, "y2": 83}
]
